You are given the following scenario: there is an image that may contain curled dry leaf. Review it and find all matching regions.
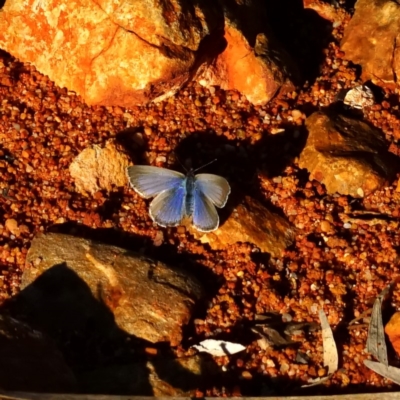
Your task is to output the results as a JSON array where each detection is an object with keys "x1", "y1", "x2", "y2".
[
  {"x1": 343, "y1": 85, "x2": 375, "y2": 109},
  {"x1": 251, "y1": 326, "x2": 296, "y2": 350},
  {"x1": 252, "y1": 313, "x2": 318, "y2": 350},
  {"x1": 192, "y1": 339, "x2": 246, "y2": 357}
]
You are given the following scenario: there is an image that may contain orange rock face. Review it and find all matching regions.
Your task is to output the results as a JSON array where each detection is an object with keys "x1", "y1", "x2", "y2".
[
  {"x1": 341, "y1": 0, "x2": 400, "y2": 86},
  {"x1": 385, "y1": 312, "x2": 400, "y2": 356},
  {"x1": 0, "y1": 0, "x2": 296, "y2": 107},
  {"x1": 299, "y1": 111, "x2": 396, "y2": 197},
  {"x1": 0, "y1": 0, "x2": 215, "y2": 106}
]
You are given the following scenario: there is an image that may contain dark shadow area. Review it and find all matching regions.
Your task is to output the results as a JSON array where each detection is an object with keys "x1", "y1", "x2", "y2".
[
  {"x1": 0, "y1": 258, "x2": 221, "y2": 395},
  {"x1": 343, "y1": 0, "x2": 357, "y2": 13},
  {"x1": 264, "y1": 0, "x2": 334, "y2": 84},
  {"x1": 97, "y1": 187, "x2": 127, "y2": 223}
]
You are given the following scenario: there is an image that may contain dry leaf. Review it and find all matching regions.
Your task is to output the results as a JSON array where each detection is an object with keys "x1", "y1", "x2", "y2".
[
  {"x1": 302, "y1": 309, "x2": 338, "y2": 388},
  {"x1": 364, "y1": 360, "x2": 400, "y2": 385},
  {"x1": 319, "y1": 309, "x2": 339, "y2": 375},
  {"x1": 192, "y1": 339, "x2": 245, "y2": 357},
  {"x1": 302, "y1": 376, "x2": 331, "y2": 388},
  {"x1": 367, "y1": 285, "x2": 390, "y2": 366},
  {"x1": 251, "y1": 326, "x2": 296, "y2": 348}
]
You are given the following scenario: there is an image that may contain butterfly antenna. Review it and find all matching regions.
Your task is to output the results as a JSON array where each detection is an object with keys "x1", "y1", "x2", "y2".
[
  {"x1": 194, "y1": 158, "x2": 217, "y2": 173},
  {"x1": 173, "y1": 152, "x2": 188, "y2": 173}
]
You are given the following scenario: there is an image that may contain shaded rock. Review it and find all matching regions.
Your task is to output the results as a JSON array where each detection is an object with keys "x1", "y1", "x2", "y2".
[
  {"x1": 299, "y1": 111, "x2": 396, "y2": 197},
  {"x1": 341, "y1": 0, "x2": 400, "y2": 86},
  {"x1": 0, "y1": 0, "x2": 219, "y2": 106},
  {"x1": 193, "y1": 196, "x2": 295, "y2": 257},
  {"x1": 69, "y1": 140, "x2": 130, "y2": 195},
  {"x1": 147, "y1": 354, "x2": 218, "y2": 396},
  {"x1": 80, "y1": 354, "x2": 218, "y2": 396},
  {"x1": 22, "y1": 233, "x2": 203, "y2": 346},
  {"x1": 0, "y1": 315, "x2": 76, "y2": 392},
  {"x1": 385, "y1": 311, "x2": 400, "y2": 357},
  {"x1": 197, "y1": 0, "x2": 296, "y2": 105}
]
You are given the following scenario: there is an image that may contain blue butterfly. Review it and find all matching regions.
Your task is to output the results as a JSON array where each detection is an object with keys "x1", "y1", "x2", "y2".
[{"x1": 127, "y1": 165, "x2": 231, "y2": 232}]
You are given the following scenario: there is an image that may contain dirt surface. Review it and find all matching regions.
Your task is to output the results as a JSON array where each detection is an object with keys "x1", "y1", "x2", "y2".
[{"x1": 1, "y1": 0, "x2": 400, "y2": 397}]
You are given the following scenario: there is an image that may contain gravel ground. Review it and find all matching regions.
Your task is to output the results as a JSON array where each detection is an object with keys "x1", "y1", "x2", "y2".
[{"x1": 1, "y1": 0, "x2": 400, "y2": 396}]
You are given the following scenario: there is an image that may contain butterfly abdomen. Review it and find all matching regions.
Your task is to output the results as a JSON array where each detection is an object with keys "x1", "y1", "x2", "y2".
[{"x1": 185, "y1": 173, "x2": 196, "y2": 217}]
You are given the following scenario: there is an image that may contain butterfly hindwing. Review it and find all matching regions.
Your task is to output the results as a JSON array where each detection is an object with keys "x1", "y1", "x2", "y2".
[
  {"x1": 192, "y1": 188, "x2": 219, "y2": 232},
  {"x1": 127, "y1": 165, "x2": 185, "y2": 199},
  {"x1": 149, "y1": 185, "x2": 186, "y2": 227},
  {"x1": 194, "y1": 173, "x2": 230, "y2": 208}
]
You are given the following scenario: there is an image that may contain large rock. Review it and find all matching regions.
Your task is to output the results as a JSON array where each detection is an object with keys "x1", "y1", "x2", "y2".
[
  {"x1": 0, "y1": 0, "x2": 217, "y2": 106},
  {"x1": 192, "y1": 196, "x2": 295, "y2": 257},
  {"x1": 0, "y1": 315, "x2": 76, "y2": 392},
  {"x1": 69, "y1": 140, "x2": 130, "y2": 195},
  {"x1": 0, "y1": 0, "x2": 296, "y2": 106},
  {"x1": 341, "y1": 0, "x2": 400, "y2": 86},
  {"x1": 20, "y1": 232, "x2": 204, "y2": 346},
  {"x1": 197, "y1": 0, "x2": 296, "y2": 105},
  {"x1": 299, "y1": 111, "x2": 396, "y2": 197}
]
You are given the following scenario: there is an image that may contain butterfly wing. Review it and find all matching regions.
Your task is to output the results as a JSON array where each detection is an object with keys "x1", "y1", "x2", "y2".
[
  {"x1": 192, "y1": 189, "x2": 219, "y2": 232},
  {"x1": 149, "y1": 185, "x2": 186, "y2": 227},
  {"x1": 127, "y1": 165, "x2": 185, "y2": 199},
  {"x1": 194, "y1": 173, "x2": 231, "y2": 208}
]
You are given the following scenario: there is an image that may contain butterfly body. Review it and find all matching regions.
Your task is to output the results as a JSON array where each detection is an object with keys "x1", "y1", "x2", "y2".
[
  {"x1": 183, "y1": 170, "x2": 196, "y2": 217},
  {"x1": 127, "y1": 165, "x2": 230, "y2": 232}
]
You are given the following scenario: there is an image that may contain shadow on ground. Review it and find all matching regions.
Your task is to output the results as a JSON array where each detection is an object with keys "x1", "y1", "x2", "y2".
[{"x1": 265, "y1": 0, "x2": 335, "y2": 84}]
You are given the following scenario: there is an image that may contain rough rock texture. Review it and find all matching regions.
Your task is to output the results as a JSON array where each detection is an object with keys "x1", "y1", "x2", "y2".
[
  {"x1": 193, "y1": 196, "x2": 295, "y2": 257},
  {"x1": 69, "y1": 140, "x2": 130, "y2": 195},
  {"x1": 385, "y1": 311, "x2": 400, "y2": 357},
  {"x1": 0, "y1": 0, "x2": 296, "y2": 106},
  {"x1": 299, "y1": 111, "x2": 396, "y2": 197},
  {"x1": 21, "y1": 233, "x2": 203, "y2": 346},
  {"x1": 197, "y1": 0, "x2": 296, "y2": 105},
  {"x1": 0, "y1": 315, "x2": 77, "y2": 392},
  {"x1": 0, "y1": 0, "x2": 218, "y2": 106},
  {"x1": 341, "y1": 0, "x2": 400, "y2": 86},
  {"x1": 303, "y1": 0, "x2": 348, "y2": 24},
  {"x1": 80, "y1": 354, "x2": 219, "y2": 396}
]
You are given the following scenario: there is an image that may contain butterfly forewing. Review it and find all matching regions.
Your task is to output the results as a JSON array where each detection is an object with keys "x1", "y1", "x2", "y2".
[
  {"x1": 127, "y1": 165, "x2": 185, "y2": 199},
  {"x1": 194, "y1": 174, "x2": 230, "y2": 208},
  {"x1": 192, "y1": 189, "x2": 219, "y2": 232},
  {"x1": 149, "y1": 185, "x2": 186, "y2": 227}
]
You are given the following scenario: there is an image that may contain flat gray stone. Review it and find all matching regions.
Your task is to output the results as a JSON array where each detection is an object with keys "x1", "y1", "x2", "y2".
[{"x1": 21, "y1": 232, "x2": 204, "y2": 346}]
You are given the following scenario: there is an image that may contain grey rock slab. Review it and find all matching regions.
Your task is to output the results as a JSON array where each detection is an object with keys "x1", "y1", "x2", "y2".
[{"x1": 22, "y1": 232, "x2": 204, "y2": 346}]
